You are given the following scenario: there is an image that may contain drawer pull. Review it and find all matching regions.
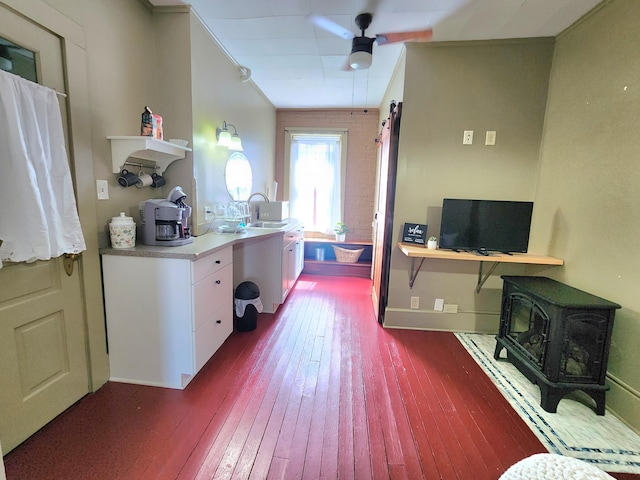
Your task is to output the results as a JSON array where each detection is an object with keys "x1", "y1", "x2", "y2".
[
  {"x1": 216, "y1": 319, "x2": 222, "y2": 324},
  {"x1": 215, "y1": 279, "x2": 221, "y2": 284},
  {"x1": 215, "y1": 259, "x2": 221, "y2": 264}
]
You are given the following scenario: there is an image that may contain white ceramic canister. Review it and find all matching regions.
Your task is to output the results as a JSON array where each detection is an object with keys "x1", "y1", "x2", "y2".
[{"x1": 109, "y1": 212, "x2": 136, "y2": 249}]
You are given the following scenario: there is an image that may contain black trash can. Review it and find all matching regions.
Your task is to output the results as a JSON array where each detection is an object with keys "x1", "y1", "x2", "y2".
[{"x1": 234, "y1": 281, "x2": 260, "y2": 332}]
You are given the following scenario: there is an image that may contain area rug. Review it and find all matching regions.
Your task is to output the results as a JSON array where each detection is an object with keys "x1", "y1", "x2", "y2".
[{"x1": 455, "y1": 333, "x2": 640, "y2": 474}]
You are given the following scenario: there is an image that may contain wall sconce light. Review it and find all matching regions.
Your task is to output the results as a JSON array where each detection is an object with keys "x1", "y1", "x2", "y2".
[{"x1": 217, "y1": 121, "x2": 243, "y2": 151}]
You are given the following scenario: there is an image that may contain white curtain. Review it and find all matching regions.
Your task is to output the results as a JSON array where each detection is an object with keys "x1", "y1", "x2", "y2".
[
  {"x1": 289, "y1": 134, "x2": 342, "y2": 234},
  {"x1": 0, "y1": 70, "x2": 85, "y2": 268}
]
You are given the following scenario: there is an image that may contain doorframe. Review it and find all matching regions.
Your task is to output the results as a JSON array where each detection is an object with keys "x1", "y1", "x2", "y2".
[{"x1": 1, "y1": 0, "x2": 110, "y2": 390}]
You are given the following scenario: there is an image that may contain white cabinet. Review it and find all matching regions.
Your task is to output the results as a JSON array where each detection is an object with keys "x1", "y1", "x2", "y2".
[
  {"x1": 282, "y1": 236, "x2": 295, "y2": 302},
  {"x1": 102, "y1": 247, "x2": 233, "y2": 389},
  {"x1": 281, "y1": 226, "x2": 304, "y2": 302},
  {"x1": 233, "y1": 223, "x2": 304, "y2": 314}
]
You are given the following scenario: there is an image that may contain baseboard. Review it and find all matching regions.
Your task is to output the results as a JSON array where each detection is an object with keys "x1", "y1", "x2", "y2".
[
  {"x1": 383, "y1": 308, "x2": 499, "y2": 333},
  {"x1": 606, "y1": 373, "x2": 640, "y2": 435},
  {"x1": 303, "y1": 260, "x2": 371, "y2": 278}
]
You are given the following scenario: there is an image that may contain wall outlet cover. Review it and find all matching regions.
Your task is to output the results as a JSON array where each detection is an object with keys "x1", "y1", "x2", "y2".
[
  {"x1": 444, "y1": 304, "x2": 458, "y2": 313},
  {"x1": 410, "y1": 296, "x2": 420, "y2": 309},
  {"x1": 434, "y1": 298, "x2": 445, "y2": 312}
]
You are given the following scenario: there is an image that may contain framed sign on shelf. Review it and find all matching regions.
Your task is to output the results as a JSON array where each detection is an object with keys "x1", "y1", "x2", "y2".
[{"x1": 401, "y1": 223, "x2": 427, "y2": 246}]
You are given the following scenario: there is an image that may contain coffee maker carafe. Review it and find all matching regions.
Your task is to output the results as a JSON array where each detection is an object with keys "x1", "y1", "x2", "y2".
[{"x1": 141, "y1": 186, "x2": 194, "y2": 246}]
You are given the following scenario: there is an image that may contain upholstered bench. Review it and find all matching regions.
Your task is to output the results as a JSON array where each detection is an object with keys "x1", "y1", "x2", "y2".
[{"x1": 500, "y1": 453, "x2": 614, "y2": 480}]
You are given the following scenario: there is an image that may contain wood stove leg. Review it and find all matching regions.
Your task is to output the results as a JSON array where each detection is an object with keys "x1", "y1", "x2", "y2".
[
  {"x1": 493, "y1": 342, "x2": 504, "y2": 360},
  {"x1": 592, "y1": 390, "x2": 606, "y2": 416},
  {"x1": 539, "y1": 383, "x2": 562, "y2": 413}
]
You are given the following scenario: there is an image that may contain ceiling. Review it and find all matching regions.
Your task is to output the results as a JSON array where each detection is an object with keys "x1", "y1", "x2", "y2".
[{"x1": 149, "y1": 0, "x2": 602, "y2": 109}]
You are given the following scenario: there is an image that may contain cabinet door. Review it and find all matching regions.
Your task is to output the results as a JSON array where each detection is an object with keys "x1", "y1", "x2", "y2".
[
  {"x1": 195, "y1": 301, "x2": 232, "y2": 371},
  {"x1": 295, "y1": 237, "x2": 305, "y2": 279},
  {"x1": 281, "y1": 242, "x2": 291, "y2": 302},
  {"x1": 193, "y1": 263, "x2": 233, "y2": 331}
]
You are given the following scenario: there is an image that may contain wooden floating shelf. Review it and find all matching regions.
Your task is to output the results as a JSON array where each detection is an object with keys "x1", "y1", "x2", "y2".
[{"x1": 397, "y1": 242, "x2": 563, "y2": 291}]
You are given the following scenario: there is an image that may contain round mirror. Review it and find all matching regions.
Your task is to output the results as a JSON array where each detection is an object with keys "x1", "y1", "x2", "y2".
[{"x1": 225, "y1": 152, "x2": 253, "y2": 201}]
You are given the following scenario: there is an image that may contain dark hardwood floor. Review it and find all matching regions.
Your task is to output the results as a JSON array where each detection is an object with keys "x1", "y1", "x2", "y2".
[{"x1": 4, "y1": 274, "x2": 636, "y2": 479}]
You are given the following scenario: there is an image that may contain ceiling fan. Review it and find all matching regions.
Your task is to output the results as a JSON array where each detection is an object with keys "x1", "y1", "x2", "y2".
[{"x1": 308, "y1": 12, "x2": 433, "y2": 70}]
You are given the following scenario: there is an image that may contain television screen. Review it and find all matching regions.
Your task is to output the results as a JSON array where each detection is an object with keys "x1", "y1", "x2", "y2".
[{"x1": 438, "y1": 199, "x2": 534, "y2": 254}]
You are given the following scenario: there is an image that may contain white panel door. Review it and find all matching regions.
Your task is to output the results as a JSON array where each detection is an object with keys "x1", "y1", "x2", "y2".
[{"x1": 0, "y1": 5, "x2": 89, "y2": 453}]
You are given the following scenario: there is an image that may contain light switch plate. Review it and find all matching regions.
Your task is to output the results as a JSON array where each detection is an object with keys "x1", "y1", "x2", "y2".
[
  {"x1": 434, "y1": 298, "x2": 445, "y2": 312},
  {"x1": 96, "y1": 180, "x2": 109, "y2": 200}
]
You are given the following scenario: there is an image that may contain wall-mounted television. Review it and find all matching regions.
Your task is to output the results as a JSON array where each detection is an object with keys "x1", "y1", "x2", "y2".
[{"x1": 438, "y1": 198, "x2": 534, "y2": 254}]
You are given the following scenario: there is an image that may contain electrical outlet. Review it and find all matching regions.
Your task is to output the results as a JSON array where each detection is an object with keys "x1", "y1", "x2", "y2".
[
  {"x1": 485, "y1": 130, "x2": 496, "y2": 145},
  {"x1": 444, "y1": 304, "x2": 458, "y2": 313},
  {"x1": 410, "y1": 296, "x2": 420, "y2": 309},
  {"x1": 204, "y1": 205, "x2": 214, "y2": 222},
  {"x1": 463, "y1": 130, "x2": 473, "y2": 145},
  {"x1": 96, "y1": 180, "x2": 109, "y2": 200}
]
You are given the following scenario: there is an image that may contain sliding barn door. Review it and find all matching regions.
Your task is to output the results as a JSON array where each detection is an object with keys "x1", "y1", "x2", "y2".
[{"x1": 371, "y1": 102, "x2": 402, "y2": 324}]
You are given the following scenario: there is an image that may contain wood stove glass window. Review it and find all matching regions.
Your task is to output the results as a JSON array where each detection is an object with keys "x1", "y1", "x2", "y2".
[
  {"x1": 505, "y1": 294, "x2": 549, "y2": 369},
  {"x1": 560, "y1": 313, "x2": 608, "y2": 383}
]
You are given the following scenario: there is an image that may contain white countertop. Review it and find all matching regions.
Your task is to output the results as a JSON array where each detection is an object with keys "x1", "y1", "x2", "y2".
[{"x1": 100, "y1": 219, "x2": 303, "y2": 260}]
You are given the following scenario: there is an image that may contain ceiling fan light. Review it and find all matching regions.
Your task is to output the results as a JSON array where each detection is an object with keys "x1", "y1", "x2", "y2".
[{"x1": 350, "y1": 51, "x2": 372, "y2": 70}]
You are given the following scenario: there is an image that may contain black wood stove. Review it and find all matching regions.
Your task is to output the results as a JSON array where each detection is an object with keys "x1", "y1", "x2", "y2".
[{"x1": 494, "y1": 276, "x2": 620, "y2": 415}]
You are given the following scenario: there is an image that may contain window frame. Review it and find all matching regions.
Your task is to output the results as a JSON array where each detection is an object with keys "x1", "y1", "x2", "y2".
[{"x1": 284, "y1": 128, "x2": 348, "y2": 231}]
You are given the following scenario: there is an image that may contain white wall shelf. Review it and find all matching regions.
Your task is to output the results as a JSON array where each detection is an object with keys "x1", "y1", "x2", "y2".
[{"x1": 107, "y1": 136, "x2": 191, "y2": 174}]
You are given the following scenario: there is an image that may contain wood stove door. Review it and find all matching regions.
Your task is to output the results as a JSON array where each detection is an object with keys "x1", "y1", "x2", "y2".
[
  {"x1": 558, "y1": 311, "x2": 612, "y2": 384},
  {"x1": 503, "y1": 293, "x2": 549, "y2": 371}
]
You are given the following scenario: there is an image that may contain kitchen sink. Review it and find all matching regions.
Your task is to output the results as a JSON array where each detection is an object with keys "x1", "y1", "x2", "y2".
[{"x1": 247, "y1": 221, "x2": 289, "y2": 229}]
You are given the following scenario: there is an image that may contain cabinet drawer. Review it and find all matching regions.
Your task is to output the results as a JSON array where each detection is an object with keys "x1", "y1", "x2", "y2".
[
  {"x1": 194, "y1": 301, "x2": 233, "y2": 371},
  {"x1": 192, "y1": 246, "x2": 233, "y2": 284},
  {"x1": 193, "y1": 263, "x2": 232, "y2": 330}
]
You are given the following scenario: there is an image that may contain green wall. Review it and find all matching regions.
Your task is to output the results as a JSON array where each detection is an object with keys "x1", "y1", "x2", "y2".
[
  {"x1": 385, "y1": 38, "x2": 555, "y2": 333},
  {"x1": 531, "y1": 0, "x2": 640, "y2": 431}
]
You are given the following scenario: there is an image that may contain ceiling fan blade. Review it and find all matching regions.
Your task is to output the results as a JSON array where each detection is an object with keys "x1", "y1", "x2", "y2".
[
  {"x1": 375, "y1": 28, "x2": 433, "y2": 46},
  {"x1": 307, "y1": 14, "x2": 354, "y2": 40}
]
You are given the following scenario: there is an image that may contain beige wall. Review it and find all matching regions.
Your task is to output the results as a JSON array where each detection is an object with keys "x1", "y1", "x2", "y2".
[
  {"x1": 190, "y1": 13, "x2": 276, "y2": 234},
  {"x1": 384, "y1": 39, "x2": 555, "y2": 332},
  {"x1": 275, "y1": 109, "x2": 380, "y2": 241},
  {"x1": 530, "y1": 0, "x2": 640, "y2": 431}
]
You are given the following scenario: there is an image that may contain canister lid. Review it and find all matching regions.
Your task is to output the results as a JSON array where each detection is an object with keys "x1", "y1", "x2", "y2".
[{"x1": 110, "y1": 212, "x2": 134, "y2": 225}]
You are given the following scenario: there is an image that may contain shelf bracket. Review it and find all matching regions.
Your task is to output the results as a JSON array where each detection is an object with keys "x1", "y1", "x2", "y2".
[
  {"x1": 476, "y1": 261, "x2": 500, "y2": 293},
  {"x1": 409, "y1": 257, "x2": 425, "y2": 289}
]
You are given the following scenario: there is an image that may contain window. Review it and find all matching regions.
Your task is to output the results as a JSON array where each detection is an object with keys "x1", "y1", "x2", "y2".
[
  {"x1": 286, "y1": 131, "x2": 347, "y2": 234},
  {"x1": 0, "y1": 37, "x2": 37, "y2": 82}
]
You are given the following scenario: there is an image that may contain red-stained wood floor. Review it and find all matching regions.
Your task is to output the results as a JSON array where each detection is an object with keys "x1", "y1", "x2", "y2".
[{"x1": 4, "y1": 274, "x2": 637, "y2": 479}]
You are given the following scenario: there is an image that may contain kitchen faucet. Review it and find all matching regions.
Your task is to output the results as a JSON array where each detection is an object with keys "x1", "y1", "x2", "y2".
[
  {"x1": 247, "y1": 192, "x2": 269, "y2": 223},
  {"x1": 247, "y1": 192, "x2": 269, "y2": 203}
]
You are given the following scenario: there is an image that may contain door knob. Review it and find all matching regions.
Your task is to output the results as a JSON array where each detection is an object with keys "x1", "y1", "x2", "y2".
[{"x1": 63, "y1": 253, "x2": 82, "y2": 276}]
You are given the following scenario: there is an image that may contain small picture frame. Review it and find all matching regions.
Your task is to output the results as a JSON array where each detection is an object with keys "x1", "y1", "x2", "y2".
[{"x1": 402, "y1": 223, "x2": 427, "y2": 246}]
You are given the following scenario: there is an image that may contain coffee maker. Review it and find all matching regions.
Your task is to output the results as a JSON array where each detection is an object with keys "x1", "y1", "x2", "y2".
[{"x1": 141, "y1": 186, "x2": 194, "y2": 246}]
